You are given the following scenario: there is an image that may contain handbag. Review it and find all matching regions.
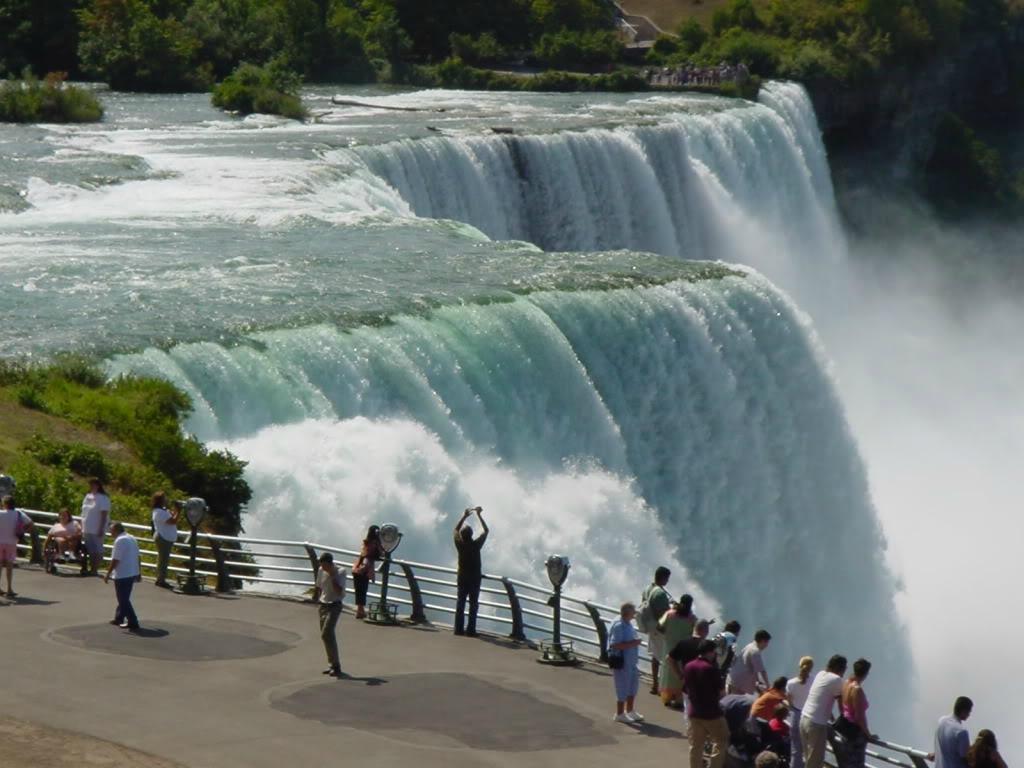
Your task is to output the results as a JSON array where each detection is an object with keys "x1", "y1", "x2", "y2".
[{"x1": 607, "y1": 651, "x2": 624, "y2": 670}]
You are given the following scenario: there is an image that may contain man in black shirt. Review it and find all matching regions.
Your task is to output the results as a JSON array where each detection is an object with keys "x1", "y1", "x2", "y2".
[{"x1": 454, "y1": 506, "x2": 488, "y2": 637}]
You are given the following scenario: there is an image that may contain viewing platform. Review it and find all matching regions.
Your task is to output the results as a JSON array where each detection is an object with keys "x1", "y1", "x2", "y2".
[
  {"x1": 3, "y1": 513, "x2": 930, "y2": 768},
  {"x1": 4, "y1": 566, "x2": 686, "y2": 768}
]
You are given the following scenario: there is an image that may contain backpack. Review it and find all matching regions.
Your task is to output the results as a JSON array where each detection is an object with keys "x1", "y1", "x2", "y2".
[{"x1": 714, "y1": 632, "x2": 736, "y2": 677}]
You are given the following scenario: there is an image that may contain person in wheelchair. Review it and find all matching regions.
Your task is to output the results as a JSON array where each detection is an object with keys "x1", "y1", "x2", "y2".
[{"x1": 43, "y1": 509, "x2": 83, "y2": 571}]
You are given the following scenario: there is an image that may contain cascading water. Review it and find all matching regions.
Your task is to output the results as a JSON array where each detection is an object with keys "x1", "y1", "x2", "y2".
[
  {"x1": 109, "y1": 269, "x2": 910, "y2": 730},
  {"x1": 347, "y1": 82, "x2": 843, "y2": 293}
]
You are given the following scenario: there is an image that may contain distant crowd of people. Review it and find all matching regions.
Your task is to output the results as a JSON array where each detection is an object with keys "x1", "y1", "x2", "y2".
[
  {"x1": 646, "y1": 62, "x2": 751, "y2": 88},
  {"x1": 608, "y1": 566, "x2": 1009, "y2": 768}
]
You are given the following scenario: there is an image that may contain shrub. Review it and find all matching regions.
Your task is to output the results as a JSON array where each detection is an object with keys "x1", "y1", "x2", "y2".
[
  {"x1": 211, "y1": 60, "x2": 306, "y2": 120},
  {"x1": 450, "y1": 33, "x2": 506, "y2": 66},
  {"x1": 0, "y1": 72, "x2": 103, "y2": 123},
  {"x1": 534, "y1": 29, "x2": 622, "y2": 72}
]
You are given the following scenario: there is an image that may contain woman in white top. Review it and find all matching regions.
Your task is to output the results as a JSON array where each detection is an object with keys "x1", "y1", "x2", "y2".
[
  {"x1": 151, "y1": 491, "x2": 179, "y2": 588},
  {"x1": 80, "y1": 478, "x2": 111, "y2": 575},
  {"x1": 787, "y1": 656, "x2": 815, "y2": 768}
]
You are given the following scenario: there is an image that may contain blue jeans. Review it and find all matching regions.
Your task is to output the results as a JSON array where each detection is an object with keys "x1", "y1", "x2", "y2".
[
  {"x1": 454, "y1": 577, "x2": 480, "y2": 635},
  {"x1": 114, "y1": 577, "x2": 139, "y2": 629}
]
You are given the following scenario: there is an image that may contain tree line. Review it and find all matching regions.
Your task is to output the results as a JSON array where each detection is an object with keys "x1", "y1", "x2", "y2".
[{"x1": 0, "y1": 0, "x2": 621, "y2": 91}]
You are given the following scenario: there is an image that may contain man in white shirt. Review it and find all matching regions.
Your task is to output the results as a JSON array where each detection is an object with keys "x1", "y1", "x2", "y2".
[
  {"x1": 314, "y1": 552, "x2": 346, "y2": 678},
  {"x1": 932, "y1": 697, "x2": 973, "y2": 768},
  {"x1": 728, "y1": 629, "x2": 772, "y2": 694},
  {"x1": 800, "y1": 654, "x2": 848, "y2": 768},
  {"x1": 0, "y1": 495, "x2": 33, "y2": 598},
  {"x1": 104, "y1": 523, "x2": 141, "y2": 631}
]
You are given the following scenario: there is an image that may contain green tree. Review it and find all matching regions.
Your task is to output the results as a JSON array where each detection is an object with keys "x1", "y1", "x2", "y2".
[{"x1": 77, "y1": 0, "x2": 203, "y2": 90}]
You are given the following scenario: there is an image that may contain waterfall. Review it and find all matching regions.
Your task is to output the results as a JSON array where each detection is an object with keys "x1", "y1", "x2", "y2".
[
  {"x1": 343, "y1": 82, "x2": 843, "y2": 292},
  {"x1": 108, "y1": 269, "x2": 909, "y2": 728}
]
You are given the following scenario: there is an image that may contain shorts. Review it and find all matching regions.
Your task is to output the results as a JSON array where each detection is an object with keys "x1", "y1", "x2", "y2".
[
  {"x1": 84, "y1": 533, "x2": 105, "y2": 556},
  {"x1": 0, "y1": 542, "x2": 17, "y2": 563},
  {"x1": 647, "y1": 630, "x2": 667, "y2": 662}
]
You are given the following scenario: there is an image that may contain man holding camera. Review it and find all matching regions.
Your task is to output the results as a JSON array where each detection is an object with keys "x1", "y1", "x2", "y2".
[{"x1": 453, "y1": 506, "x2": 488, "y2": 637}]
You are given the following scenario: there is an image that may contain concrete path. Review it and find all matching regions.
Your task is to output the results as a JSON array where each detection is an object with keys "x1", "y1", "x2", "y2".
[{"x1": 2, "y1": 567, "x2": 690, "y2": 768}]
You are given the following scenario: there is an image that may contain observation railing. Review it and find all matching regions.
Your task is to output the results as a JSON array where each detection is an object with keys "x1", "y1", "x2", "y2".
[{"x1": 15, "y1": 508, "x2": 930, "y2": 768}]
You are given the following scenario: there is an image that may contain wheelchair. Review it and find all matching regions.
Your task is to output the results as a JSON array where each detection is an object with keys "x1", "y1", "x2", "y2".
[{"x1": 43, "y1": 537, "x2": 89, "y2": 576}]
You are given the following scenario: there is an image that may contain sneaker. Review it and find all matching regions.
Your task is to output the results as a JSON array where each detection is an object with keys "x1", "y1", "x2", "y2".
[
  {"x1": 626, "y1": 711, "x2": 645, "y2": 723},
  {"x1": 322, "y1": 667, "x2": 335, "y2": 675},
  {"x1": 613, "y1": 714, "x2": 632, "y2": 724},
  {"x1": 5, "y1": 591, "x2": 16, "y2": 598},
  {"x1": 109, "y1": 619, "x2": 121, "y2": 626},
  {"x1": 328, "y1": 666, "x2": 342, "y2": 678}
]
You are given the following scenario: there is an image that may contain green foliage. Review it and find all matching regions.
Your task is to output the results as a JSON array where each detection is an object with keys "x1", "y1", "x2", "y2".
[
  {"x1": 449, "y1": 32, "x2": 506, "y2": 66},
  {"x1": 0, "y1": 1, "x2": 83, "y2": 78},
  {"x1": 418, "y1": 58, "x2": 646, "y2": 92},
  {"x1": 926, "y1": 113, "x2": 1023, "y2": 215},
  {"x1": 534, "y1": 29, "x2": 621, "y2": 71},
  {"x1": 0, "y1": 71, "x2": 104, "y2": 123},
  {"x1": 1, "y1": 360, "x2": 251, "y2": 533},
  {"x1": 25, "y1": 435, "x2": 110, "y2": 481},
  {"x1": 530, "y1": 0, "x2": 614, "y2": 34},
  {"x1": 7, "y1": 458, "x2": 80, "y2": 516},
  {"x1": 677, "y1": 18, "x2": 709, "y2": 55},
  {"x1": 211, "y1": 59, "x2": 307, "y2": 119},
  {"x1": 77, "y1": 0, "x2": 205, "y2": 91}
]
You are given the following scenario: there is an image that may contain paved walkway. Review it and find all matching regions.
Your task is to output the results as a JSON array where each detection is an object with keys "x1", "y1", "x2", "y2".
[{"x1": 2, "y1": 567, "x2": 689, "y2": 768}]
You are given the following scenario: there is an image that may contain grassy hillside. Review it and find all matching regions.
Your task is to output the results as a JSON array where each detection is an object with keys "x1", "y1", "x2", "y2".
[{"x1": 0, "y1": 358, "x2": 249, "y2": 533}]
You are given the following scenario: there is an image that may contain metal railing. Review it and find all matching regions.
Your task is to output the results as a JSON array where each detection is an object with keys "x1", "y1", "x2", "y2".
[
  {"x1": 15, "y1": 509, "x2": 619, "y2": 662},
  {"x1": 15, "y1": 509, "x2": 930, "y2": 768}
]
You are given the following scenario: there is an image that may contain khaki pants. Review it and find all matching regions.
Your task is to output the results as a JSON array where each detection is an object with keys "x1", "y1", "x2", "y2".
[
  {"x1": 319, "y1": 602, "x2": 342, "y2": 668},
  {"x1": 688, "y1": 716, "x2": 728, "y2": 768},
  {"x1": 801, "y1": 717, "x2": 829, "y2": 768}
]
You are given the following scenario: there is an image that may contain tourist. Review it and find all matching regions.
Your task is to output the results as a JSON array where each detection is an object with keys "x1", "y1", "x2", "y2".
[
  {"x1": 81, "y1": 478, "x2": 111, "y2": 575},
  {"x1": 800, "y1": 654, "x2": 848, "y2": 768},
  {"x1": 0, "y1": 495, "x2": 32, "y2": 597},
  {"x1": 608, "y1": 602, "x2": 644, "y2": 723},
  {"x1": 453, "y1": 506, "x2": 488, "y2": 637},
  {"x1": 836, "y1": 658, "x2": 873, "y2": 768},
  {"x1": 683, "y1": 639, "x2": 729, "y2": 768},
  {"x1": 752, "y1": 676, "x2": 789, "y2": 720},
  {"x1": 351, "y1": 524, "x2": 381, "y2": 620},
  {"x1": 44, "y1": 508, "x2": 81, "y2": 560},
  {"x1": 151, "y1": 492, "x2": 179, "y2": 589},
  {"x1": 314, "y1": 551, "x2": 346, "y2": 678},
  {"x1": 715, "y1": 619, "x2": 742, "y2": 682},
  {"x1": 787, "y1": 656, "x2": 815, "y2": 768},
  {"x1": 663, "y1": 617, "x2": 711, "y2": 708},
  {"x1": 640, "y1": 565, "x2": 672, "y2": 694},
  {"x1": 767, "y1": 702, "x2": 792, "y2": 760},
  {"x1": 932, "y1": 697, "x2": 974, "y2": 768},
  {"x1": 966, "y1": 730, "x2": 1007, "y2": 768},
  {"x1": 729, "y1": 628, "x2": 772, "y2": 694},
  {"x1": 658, "y1": 595, "x2": 697, "y2": 706},
  {"x1": 104, "y1": 522, "x2": 141, "y2": 631}
]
